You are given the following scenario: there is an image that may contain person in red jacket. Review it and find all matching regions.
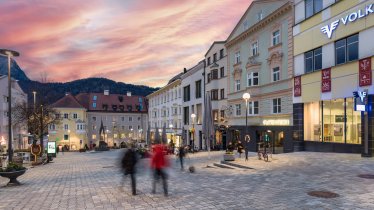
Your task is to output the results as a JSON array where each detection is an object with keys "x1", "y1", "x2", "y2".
[{"x1": 151, "y1": 144, "x2": 168, "y2": 196}]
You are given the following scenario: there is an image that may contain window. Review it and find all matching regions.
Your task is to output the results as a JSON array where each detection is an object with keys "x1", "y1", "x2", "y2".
[
  {"x1": 64, "y1": 135, "x2": 69, "y2": 140},
  {"x1": 247, "y1": 72, "x2": 259, "y2": 86},
  {"x1": 93, "y1": 95, "x2": 97, "y2": 100},
  {"x1": 93, "y1": 103, "x2": 96, "y2": 108},
  {"x1": 235, "y1": 80, "x2": 241, "y2": 91},
  {"x1": 305, "y1": 0, "x2": 323, "y2": 19},
  {"x1": 92, "y1": 116, "x2": 97, "y2": 121},
  {"x1": 235, "y1": 104, "x2": 241, "y2": 116},
  {"x1": 207, "y1": 73, "x2": 211, "y2": 83},
  {"x1": 183, "y1": 85, "x2": 190, "y2": 102},
  {"x1": 213, "y1": 53, "x2": 217, "y2": 62},
  {"x1": 183, "y1": 107, "x2": 189, "y2": 125},
  {"x1": 64, "y1": 124, "x2": 69, "y2": 130},
  {"x1": 93, "y1": 125, "x2": 96, "y2": 130},
  {"x1": 213, "y1": 110, "x2": 219, "y2": 122},
  {"x1": 92, "y1": 134, "x2": 97, "y2": 140},
  {"x1": 305, "y1": 47, "x2": 322, "y2": 73},
  {"x1": 235, "y1": 52, "x2": 241, "y2": 64},
  {"x1": 207, "y1": 57, "x2": 211, "y2": 65},
  {"x1": 272, "y1": 98, "x2": 281, "y2": 114},
  {"x1": 129, "y1": 117, "x2": 132, "y2": 122},
  {"x1": 220, "y1": 89, "x2": 225, "y2": 99},
  {"x1": 220, "y1": 67, "x2": 225, "y2": 78},
  {"x1": 73, "y1": 113, "x2": 78, "y2": 119},
  {"x1": 336, "y1": 34, "x2": 359, "y2": 65},
  {"x1": 251, "y1": 41, "x2": 258, "y2": 56},
  {"x1": 211, "y1": 90, "x2": 219, "y2": 101},
  {"x1": 138, "y1": 117, "x2": 141, "y2": 121},
  {"x1": 211, "y1": 70, "x2": 218, "y2": 80},
  {"x1": 49, "y1": 124, "x2": 56, "y2": 130},
  {"x1": 248, "y1": 101, "x2": 259, "y2": 115},
  {"x1": 196, "y1": 80, "x2": 202, "y2": 99},
  {"x1": 129, "y1": 125, "x2": 133, "y2": 130},
  {"x1": 272, "y1": 67, "x2": 280, "y2": 82},
  {"x1": 220, "y1": 49, "x2": 224, "y2": 59},
  {"x1": 64, "y1": 113, "x2": 69, "y2": 119},
  {"x1": 220, "y1": 110, "x2": 225, "y2": 120},
  {"x1": 272, "y1": 30, "x2": 280, "y2": 46}
]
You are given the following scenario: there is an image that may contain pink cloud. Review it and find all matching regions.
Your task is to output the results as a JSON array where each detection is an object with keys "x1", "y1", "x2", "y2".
[{"x1": 0, "y1": 0, "x2": 251, "y2": 87}]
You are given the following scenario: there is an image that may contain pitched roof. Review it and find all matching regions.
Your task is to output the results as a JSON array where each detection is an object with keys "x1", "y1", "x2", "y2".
[{"x1": 51, "y1": 94, "x2": 85, "y2": 109}]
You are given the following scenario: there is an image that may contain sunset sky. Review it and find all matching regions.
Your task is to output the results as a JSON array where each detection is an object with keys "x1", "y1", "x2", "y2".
[{"x1": 0, "y1": 0, "x2": 250, "y2": 87}]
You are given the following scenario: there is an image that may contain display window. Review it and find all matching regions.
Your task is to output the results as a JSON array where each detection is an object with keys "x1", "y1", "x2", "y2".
[{"x1": 304, "y1": 98, "x2": 361, "y2": 145}]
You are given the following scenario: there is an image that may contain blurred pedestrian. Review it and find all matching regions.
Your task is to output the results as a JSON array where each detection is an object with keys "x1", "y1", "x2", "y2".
[
  {"x1": 151, "y1": 144, "x2": 168, "y2": 196},
  {"x1": 237, "y1": 141, "x2": 243, "y2": 158},
  {"x1": 178, "y1": 145, "x2": 185, "y2": 170},
  {"x1": 121, "y1": 145, "x2": 138, "y2": 195},
  {"x1": 244, "y1": 135, "x2": 250, "y2": 161}
]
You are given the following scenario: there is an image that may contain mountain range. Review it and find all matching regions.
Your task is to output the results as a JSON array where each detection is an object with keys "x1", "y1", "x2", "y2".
[{"x1": 0, "y1": 56, "x2": 158, "y2": 104}]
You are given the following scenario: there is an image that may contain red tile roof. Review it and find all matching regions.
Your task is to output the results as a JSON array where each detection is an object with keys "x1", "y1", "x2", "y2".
[{"x1": 51, "y1": 94, "x2": 85, "y2": 109}]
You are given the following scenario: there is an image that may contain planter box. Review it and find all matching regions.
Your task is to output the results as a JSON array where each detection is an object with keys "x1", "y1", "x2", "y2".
[
  {"x1": 0, "y1": 169, "x2": 26, "y2": 186},
  {"x1": 223, "y1": 154, "x2": 235, "y2": 161}
]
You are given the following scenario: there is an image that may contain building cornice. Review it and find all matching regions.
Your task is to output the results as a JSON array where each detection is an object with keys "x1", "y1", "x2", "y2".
[
  {"x1": 146, "y1": 79, "x2": 181, "y2": 98},
  {"x1": 225, "y1": 2, "x2": 293, "y2": 48}
]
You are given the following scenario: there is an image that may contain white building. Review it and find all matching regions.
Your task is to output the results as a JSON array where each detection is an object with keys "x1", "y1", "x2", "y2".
[
  {"x1": 181, "y1": 61, "x2": 205, "y2": 150},
  {"x1": 204, "y1": 41, "x2": 228, "y2": 150},
  {"x1": 147, "y1": 74, "x2": 183, "y2": 147},
  {"x1": 0, "y1": 75, "x2": 28, "y2": 151}
]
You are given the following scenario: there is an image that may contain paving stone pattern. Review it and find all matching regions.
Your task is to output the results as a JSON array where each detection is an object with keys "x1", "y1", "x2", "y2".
[{"x1": 1, "y1": 150, "x2": 374, "y2": 209}]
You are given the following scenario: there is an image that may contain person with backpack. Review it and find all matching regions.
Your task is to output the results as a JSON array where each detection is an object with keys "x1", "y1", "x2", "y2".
[
  {"x1": 178, "y1": 145, "x2": 186, "y2": 170},
  {"x1": 121, "y1": 145, "x2": 138, "y2": 195}
]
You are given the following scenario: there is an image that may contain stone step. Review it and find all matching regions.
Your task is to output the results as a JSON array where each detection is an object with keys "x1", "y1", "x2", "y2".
[{"x1": 220, "y1": 161, "x2": 254, "y2": 170}]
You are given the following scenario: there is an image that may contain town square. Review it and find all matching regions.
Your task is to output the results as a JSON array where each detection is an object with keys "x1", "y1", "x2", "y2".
[{"x1": 1, "y1": 0, "x2": 374, "y2": 209}]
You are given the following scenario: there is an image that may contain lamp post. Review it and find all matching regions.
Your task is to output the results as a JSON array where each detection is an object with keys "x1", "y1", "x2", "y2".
[
  {"x1": 242, "y1": 93, "x2": 251, "y2": 138},
  {"x1": 0, "y1": 49, "x2": 20, "y2": 162},
  {"x1": 191, "y1": 113, "x2": 196, "y2": 151},
  {"x1": 32, "y1": 91, "x2": 37, "y2": 109}
]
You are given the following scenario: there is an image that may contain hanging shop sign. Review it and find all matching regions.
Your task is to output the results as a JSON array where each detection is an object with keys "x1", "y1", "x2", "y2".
[
  {"x1": 321, "y1": 68, "x2": 331, "y2": 93},
  {"x1": 262, "y1": 119, "x2": 290, "y2": 126},
  {"x1": 359, "y1": 57, "x2": 372, "y2": 87},
  {"x1": 294, "y1": 76, "x2": 301, "y2": 97},
  {"x1": 321, "y1": 4, "x2": 374, "y2": 38},
  {"x1": 353, "y1": 89, "x2": 368, "y2": 112}
]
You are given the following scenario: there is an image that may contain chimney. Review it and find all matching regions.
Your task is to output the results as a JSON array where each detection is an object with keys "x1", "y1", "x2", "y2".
[
  {"x1": 127, "y1": 91, "x2": 132, "y2": 97},
  {"x1": 183, "y1": 68, "x2": 187, "y2": 73},
  {"x1": 104, "y1": 90, "x2": 109, "y2": 96}
]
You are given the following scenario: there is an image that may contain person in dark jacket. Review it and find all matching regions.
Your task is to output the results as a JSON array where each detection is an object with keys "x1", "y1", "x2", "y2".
[
  {"x1": 121, "y1": 146, "x2": 138, "y2": 195},
  {"x1": 244, "y1": 135, "x2": 251, "y2": 161},
  {"x1": 237, "y1": 141, "x2": 244, "y2": 158},
  {"x1": 178, "y1": 146, "x2": 185, "y2": 170}
]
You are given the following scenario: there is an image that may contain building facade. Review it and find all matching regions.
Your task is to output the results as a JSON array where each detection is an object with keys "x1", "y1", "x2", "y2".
[
  {"x1": 0, "y1": 75, "x2": 28, "y2": 151},
  {"x1": 226, "y1": 0, "x2": 294, "y2": 153},
  {"x1": 292, "y1": 0, "x2": 374, "y2": 155},
  {"x1": 147, "y1": 75, "x2": 183, "y2": 147},
  {"x1": 50, "y1": 94, "x2": 88, "y2": 150},
  {"x1": 181, "y1": 61, "x2": 205, "y2": 150},
  {"x1": 204, "y1": 41, "x2": 229, "y2": 150}
]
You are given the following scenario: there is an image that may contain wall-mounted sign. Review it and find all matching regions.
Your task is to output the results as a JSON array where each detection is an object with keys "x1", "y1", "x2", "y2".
[
  {"x1": 321, "y1": 4, "x2": 374, "y2": 38},
  {"x1": 47, "y1": 142, "x2": 56, "y2": 154},
  {"x1": 359, "y1": 57, "x2": 372, "y2": 87},
  {"x1": 321, "y1": 68, "x2": 331, "y2": 93},
  {"x1": 353, "y1": 89, "x2": 368, "y2": 112},
  {"x1": 294, "y1": 76, "x2": 302, "y2": 97},
  {"x1": 262, "y1": 119, "x2": 290, "y2": 126}
]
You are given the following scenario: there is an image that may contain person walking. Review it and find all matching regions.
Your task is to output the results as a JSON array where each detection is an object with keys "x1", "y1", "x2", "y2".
[
  {"x1": 237, "y1": 141, "x2": 244, "y2": 158},
  {"x1": 121, "y1": 145, "x2": 138, "y2": 195},
  {"x1": 244, "y1": 135, "x2": 251, "y2": 161},
  {"x1": 178, "y1": 145, "x2": 185, "y2": 170},
  {"x1": 151, "y1": 144, "x2": 168, "y2": 196}
]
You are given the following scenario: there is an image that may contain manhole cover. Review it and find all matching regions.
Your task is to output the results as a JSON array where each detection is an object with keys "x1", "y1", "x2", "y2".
[
  {"x1": 307, "y1": 191, "x2": 339, "y2": 198},
  {"x1": 102, "y1": 166, "x2": 114, "y2": 168},
  {"x1": 358, "y1": 174, "x2": 374, "y2": 179}
]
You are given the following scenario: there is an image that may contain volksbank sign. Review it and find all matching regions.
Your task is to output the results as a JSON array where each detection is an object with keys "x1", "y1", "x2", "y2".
[{"x1": 321, "y1": 4, "x2": 373, "y2": 38}]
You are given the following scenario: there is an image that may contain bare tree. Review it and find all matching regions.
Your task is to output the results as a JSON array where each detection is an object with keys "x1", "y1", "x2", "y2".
[{"x1": 12, "y1": 102, "x2": 61, "y2": 155}]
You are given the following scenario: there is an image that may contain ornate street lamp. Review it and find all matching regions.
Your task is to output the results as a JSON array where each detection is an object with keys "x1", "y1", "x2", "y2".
[
  {"x1": 242, "y1": 93, "x2": 251, "y2": 137},
  {"x1": 0, "y1": 49, "x2": 20, "y2": 162}
]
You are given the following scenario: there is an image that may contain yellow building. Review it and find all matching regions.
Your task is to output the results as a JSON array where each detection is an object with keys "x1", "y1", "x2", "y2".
[
  {"x1": 49, "y1": 94, "x2": 88, "y2": 151},
  {"x1": 293, "y1": 0, "x2": 374, "y2": 155}
]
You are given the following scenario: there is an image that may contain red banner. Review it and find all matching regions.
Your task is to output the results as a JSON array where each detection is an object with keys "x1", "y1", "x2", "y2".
[
  {"x1": 321, "y1": 68, "x2": 331, "y2": 93},
  {"x1": 294, "y1": 76, "x2": 301, "y2": 97},
  {"x1": 359, "y1": 57, "x2": 372, "y2": 87}
]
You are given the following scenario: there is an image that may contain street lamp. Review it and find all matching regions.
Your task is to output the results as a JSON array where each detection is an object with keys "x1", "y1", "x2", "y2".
[
  {"x1": 32, "y1": 91, "x2": 37, "y2": 109},
  {"x1": 191, "y1": 113, "x2": 196, "y2": 151},
  {"x1": 242, "y1": 93, "x2": 251, "y2": 138},
  {"x1": 0, "y1": 49, "x2": 20, "y2": 162}
]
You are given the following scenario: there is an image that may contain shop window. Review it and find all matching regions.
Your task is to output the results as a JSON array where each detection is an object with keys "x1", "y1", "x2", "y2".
[
  {"x1": 345, "y1": 98, "x2": 361, "y2": 144},
  {"x1": 335, "y1": 34, "x2": 359, "y2": 65},
  {"x1": 323, "y1": 100, "x2": 345, "y2": 143}
]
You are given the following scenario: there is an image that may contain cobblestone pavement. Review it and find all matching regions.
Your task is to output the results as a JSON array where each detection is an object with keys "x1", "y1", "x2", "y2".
[{"x1": 1, "y1": 150, "x2": 374, "y2": 210}]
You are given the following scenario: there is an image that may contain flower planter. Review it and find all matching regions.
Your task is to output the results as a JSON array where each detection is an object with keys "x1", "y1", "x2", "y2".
[
  {"x1": 0, "y1": 169, "x2": 26, "y2": 186},
  {"x1": 223, "y1": 154, "x2": 235, "y2": 161}
]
